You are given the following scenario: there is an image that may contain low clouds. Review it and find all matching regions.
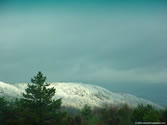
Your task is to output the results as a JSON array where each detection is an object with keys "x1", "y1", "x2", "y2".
[{"x1": 0, "y1": 2, "x2": 167, "y2": 86}]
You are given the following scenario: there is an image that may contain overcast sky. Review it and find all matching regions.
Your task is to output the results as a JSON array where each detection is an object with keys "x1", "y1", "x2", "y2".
[{"x1": 0, "y1": 0, "x2": 167, "y2": 106}]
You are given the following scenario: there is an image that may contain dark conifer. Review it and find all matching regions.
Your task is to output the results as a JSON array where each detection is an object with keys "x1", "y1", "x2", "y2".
[{"x1": 22, "y1": 72, "x2": 62, "y2": 125}]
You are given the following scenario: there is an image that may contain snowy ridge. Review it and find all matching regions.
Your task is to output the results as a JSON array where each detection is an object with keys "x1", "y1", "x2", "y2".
[
  {"x1": 0, "y1": 82, "x2": 22, "y2": 100},
  {"x1": 0, "y1": 81, "x2": 164, "y2": 109}
]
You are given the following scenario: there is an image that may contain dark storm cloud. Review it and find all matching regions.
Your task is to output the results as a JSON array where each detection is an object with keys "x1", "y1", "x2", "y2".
[{"x1": 0, "y1": 1, "x2": 167, "y2": 84}]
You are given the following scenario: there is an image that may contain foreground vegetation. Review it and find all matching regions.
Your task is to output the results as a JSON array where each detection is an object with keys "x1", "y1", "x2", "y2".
[{"x1": 0, "y1": 72, "x2": 167, "y2": 125}]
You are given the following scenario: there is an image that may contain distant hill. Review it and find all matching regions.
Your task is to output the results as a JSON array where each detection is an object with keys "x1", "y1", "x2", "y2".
[{"x1": 0, "y1": 81, "x2": 164, "y2": 110}]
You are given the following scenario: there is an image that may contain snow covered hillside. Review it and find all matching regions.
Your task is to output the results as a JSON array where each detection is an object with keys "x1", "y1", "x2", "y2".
[{"x1": 0, "y1": 81, "x2": 163, "y2": 109}]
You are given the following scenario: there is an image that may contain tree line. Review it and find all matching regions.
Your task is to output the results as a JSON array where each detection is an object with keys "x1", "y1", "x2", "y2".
[{"x1": 0, "y1": 72, "x2": 167, "y2": 125}]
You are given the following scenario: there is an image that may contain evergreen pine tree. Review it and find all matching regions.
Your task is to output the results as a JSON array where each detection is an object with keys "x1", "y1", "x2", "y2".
[{"x1": 22, "y1": 72, "x2": 62, "y2": 125}]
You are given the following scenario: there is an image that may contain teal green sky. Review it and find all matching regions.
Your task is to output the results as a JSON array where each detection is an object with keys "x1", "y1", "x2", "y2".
[{"x1": 0, "y1": 1, "x2": 167, "y2": 106}]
